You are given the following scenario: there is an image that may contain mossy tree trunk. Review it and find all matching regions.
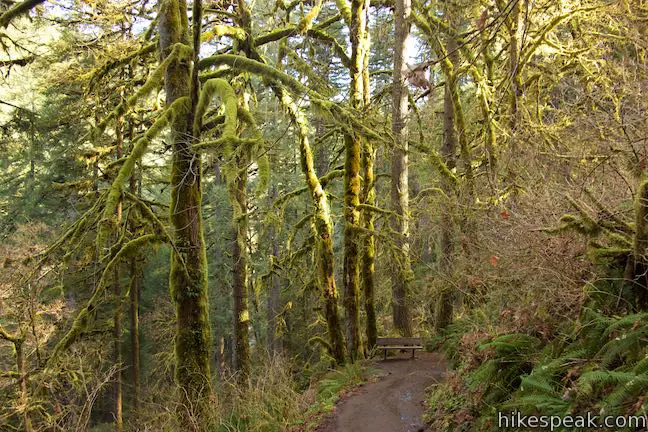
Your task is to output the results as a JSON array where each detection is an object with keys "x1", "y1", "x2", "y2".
[
  {"x1": 509, "y1": 0, "x2": 523, "y2": 137},
  {"x1": 128, "y1": 252, "x2": 141, "y2": 420},
  {"x1": 267, "y1": 186, "x2": 283, "y2": 355},
  {"x1": 390, "y1": 0, "x2": 413, "y2": 337},
  {"x1": 231, "y1": 149, "x2": 251, "y2": 380},
  {"x1": 342, "y1": 0, "x2": 369, "y2": 361},
  {"x1": 0, "y1": 327, "x2": 31, "y2": 432},
  {"x1": 279, "y1": 88, "x2": 347, "y2": 365},
  {"x1": 128, "y1": 115, "x2": 141, "y2": 423},
  {"x1": 435, "y1": 38, "x2": 459, "y2": 332},
  {"x1": 16, "y1": 338, "x2": 32, "y2": 432},
  {"x1": 112, "y1": 120, "x2": 123, "y2": 432},
  {"x1": 480, "y1": 29, "x2": 497, "y2": 181},
  {"x1": 359, "y1": 0, "x2": 377, "y2": 351},
  {"x1": 257, "y1": 16, "x2": 346, "y2": 364},
  {"x1": 361, "y1": 137, "x2": 377, "y2": 349},
  {"x1": 159, "y1": 0, "x2": 212, "y2": 425},
  {"x1": 506, "y1": 0, "x2": 524, "y2": 192}
]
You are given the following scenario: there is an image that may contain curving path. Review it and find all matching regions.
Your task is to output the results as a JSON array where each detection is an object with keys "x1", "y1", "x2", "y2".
[{"x1": 314, "y1": 352, "x2": 445, "y2": 432}]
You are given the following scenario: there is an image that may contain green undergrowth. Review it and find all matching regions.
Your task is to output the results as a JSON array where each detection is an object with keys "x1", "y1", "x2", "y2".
[
  {"x1": 426, "y1": 276, "x2": 648, "y2": 431},
  {"x1": 212, "y1": 358, "x2": 377, "y2": 432},
  {"x1": 426, "y1": 190, "x2": 648, "y2": 431}
]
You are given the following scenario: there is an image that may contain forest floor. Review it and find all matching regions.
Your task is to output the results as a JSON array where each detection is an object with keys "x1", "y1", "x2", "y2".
[{"x1": 313, "y1": 352, "x2": 446, "y2": 432}]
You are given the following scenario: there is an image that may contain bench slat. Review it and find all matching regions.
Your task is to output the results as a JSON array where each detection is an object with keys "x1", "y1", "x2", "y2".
[
  {"x1": 376, "y1": 337, "x2": 422, "y2": 346},
  {"x1": 377, "y1": 346, "x2": 423, "y2": 350}
]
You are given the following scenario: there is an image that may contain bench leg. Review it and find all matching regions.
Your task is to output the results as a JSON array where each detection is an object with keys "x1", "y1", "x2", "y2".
[
  {"x1": 384, "y1": 349, "x2": 387, "y2": 360},
  {"x1": 411, "y1": 349, "x2": 415, "y2": 359}
]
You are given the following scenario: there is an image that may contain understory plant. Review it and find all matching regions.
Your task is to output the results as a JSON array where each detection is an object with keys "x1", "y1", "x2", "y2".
[{"x1": 426, "y1": 187, "x2": 648, "y2": 431}]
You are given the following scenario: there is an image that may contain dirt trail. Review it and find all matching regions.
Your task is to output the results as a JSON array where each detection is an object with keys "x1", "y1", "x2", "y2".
[{"x1": 314, "y1": 352, "x2": 445, "y2": 432}]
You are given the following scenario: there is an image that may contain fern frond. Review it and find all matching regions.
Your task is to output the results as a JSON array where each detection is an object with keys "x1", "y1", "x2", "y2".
[
  {"x1": 577, "y1": 370, "x2": 637, "y2": 394},
  {"x1": 603, "y1": 312, "x2": 648, "y2": 337}
]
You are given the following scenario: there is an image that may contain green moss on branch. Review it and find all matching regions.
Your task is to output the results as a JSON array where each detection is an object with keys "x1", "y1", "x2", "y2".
[
  {"x1": 97, "y1": 97, "x2": 190, "y2": 251},
  {"x1": 46, "y1": 234, "x2": 164, "y2": 367}
]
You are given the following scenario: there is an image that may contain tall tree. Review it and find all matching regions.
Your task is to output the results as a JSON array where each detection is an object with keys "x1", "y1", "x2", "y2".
[
  {"x1": 278, "y1": 90, "x2": 347, "y2": 365},
  {"x1": 360, "y1": 3, "x2": 377, "y2": 350},
  {"x1": 266, "y1": 186, "x2": 283, "y2": 355},
  {"x1": 231, "y1": 142, "x2": 251, "y2": 379},
  {"x1": 341, "y1": 0, "x2": 369, "y2": 360},
  {"x1": 112, "y1": 119, "x2": 124, "y2": 432},
  {"x1": 159, "y1": 0, "x2": 212, "y2": 425},
  {"x1": 390, "y1": 0, "x2": 413, "y2": 337},
  {"x1": 435, "y1": 34, "x2": 459, "y2": 332}
]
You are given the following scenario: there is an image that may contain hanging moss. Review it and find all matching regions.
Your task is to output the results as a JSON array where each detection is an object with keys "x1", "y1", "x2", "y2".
[
  {"x1": 297, "y1": 0, "x2": 323, "y2": 33},
  {"x1": 93, "y1": 44, "x2": 192, "y2": 140},
  {"x1": 252, "y1": 26, "x2": 350, "y2": 67},
  {"x1": 202, "y1": 105, "x2": 252, "y2": 132},
  {"x1": 124, "y1": 191, "x2": 190, "y2": 279},
  {"x1": 584, "y1": 187, "x2": 634, "y2": 234},
  {"x1": 193, "y1": 136, "x2": 258, "y2": 151},
  {"x1": 277, "y1": 87, "x2": 346, "y2": 365},
  {"x1": 256, "y1": 154, "x2": 270, "y2": 196},
  {"x1": 194, "y1": 78, "x2": 238, "y2": 136},
  {"x1": 335, "y1": 0, "x2": 352, "y2": 26},
  {"x1": 309, "y1": 29, "x2": 351, "y2": 68},
  {"x1": 0, "y1": 0, "x2": 44, "y2": 28},
  {"x1": 35, "y1": 192, "x2": 106, "y2": 260},
  {"x1": 198, "y1": 54, "x2": 383, "y2": 142},
  {"x1": 87, "y1": 42, "x2": 157, "y2": 89},
  {"x1": 46, "y1": 234, "x2": 164, "y2": 367},
  {"x1": 97, "y1": 97, "x2": 190, "y2": 252},
  {"x1": 428, "y1": 148, "x2": 459, "y2": 185},
  {"x1": 567, "y1": 196, "x2": 601, "y2": 235},
  {"x1": 202, "y1": 25, "x2": 246, "y2": 41},
  {"x1": 412, "y1": 187, "x2": 447, "y2": 203}
]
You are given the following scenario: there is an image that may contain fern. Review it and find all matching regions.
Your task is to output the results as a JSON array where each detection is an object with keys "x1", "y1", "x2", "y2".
[
  {"x1": 577, "y1": 370, "x2": 638, "y2": 393},
  {"x1": 631, "y1": 354, "x2": 648, "y2": 374},
  {"x1": 468, "y1": 359, "x2": 499, "y2": 391},
  {"x1": 478, "y1": 333, "x2": 541, "y2": 356},
  {"x1": 603, "y1": 312, "x2": 648, "y2": 337},
  {"x1": 598, "y1": 329, "x2": 646, "y2": 368},
  {"x1": 520, "y1": 374, "x2": 559, "y2": 396},
  {"x1": 602, "y1": 376, "x2": 648, "y2": 412},
  {"x1": 505, "y1": 394, "x2": 570, "y2": 414}
]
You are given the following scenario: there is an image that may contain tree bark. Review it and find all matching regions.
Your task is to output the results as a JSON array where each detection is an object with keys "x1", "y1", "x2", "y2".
[
  {"x1": 128, "y1": 253, "x2": 141, "y2": 421},
  {"x1": 16, "y1": 338, "x2": 33, "y2": 432},
  {"x1": 127, "y1": 218, "x2": 141, "y2": 422},
  {"x1": 159, "y1": 0, "x2": 212, "y2": 425},
  {"x1": 361, "y1": 137, "x2": 377, "y2": 349},
  {"x1": 390, "y1": 0, "x2": 413, "y2": 337},
  {"x1": 280, "y1": 89, "x2": 347, "y2": 365},
  {"x1": 112, "y1": 121, "x2": 123, "y2": 432},
  {"x1": 232, "y1": 150, "x2": 251, "y2": 380},
  {"x1": 507, "y1": 0, "x2": 524, "y2": 193},
  {"x1": 435, "y1": 39, "x2": 458, "y2": 332},
  {"x1": 124, "y1": 66, "x2": 142, "y2": 426},
  {"x1": 342, "y1": 0, "x2": 370, "y2": 361},
  {"x1": 360, "y1": 1, "x2": 377, "y2": 350},
  {"x1": 267, "y1": 185, "x2": 283, "y2": 355}
]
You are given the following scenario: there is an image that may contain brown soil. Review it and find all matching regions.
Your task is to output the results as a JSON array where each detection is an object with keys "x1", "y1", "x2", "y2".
[{"x1": 313, "y1": 352, "x2": 446, "y2": 432}]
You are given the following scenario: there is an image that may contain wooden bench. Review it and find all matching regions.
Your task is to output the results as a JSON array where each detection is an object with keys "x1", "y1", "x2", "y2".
[{"x1": 376, "y1": 337, "x2": 423, "y2": 360}]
